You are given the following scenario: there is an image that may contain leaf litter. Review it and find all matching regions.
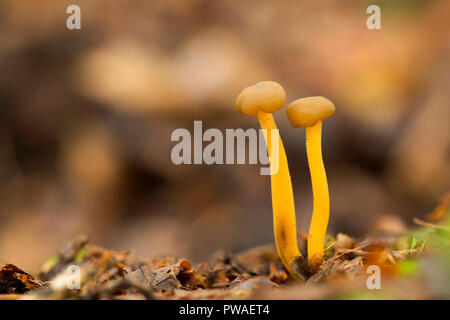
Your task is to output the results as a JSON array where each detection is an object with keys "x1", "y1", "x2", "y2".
[{"x1": 1, "y1": 197, "x2": 449, "y2": 300}]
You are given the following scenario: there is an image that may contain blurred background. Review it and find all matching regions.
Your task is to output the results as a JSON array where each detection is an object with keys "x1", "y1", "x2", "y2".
[{"x1": 0, "y1": 0, "x2": 449, "y2": 273}]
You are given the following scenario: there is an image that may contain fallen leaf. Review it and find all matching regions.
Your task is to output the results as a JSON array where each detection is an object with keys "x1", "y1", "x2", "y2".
[{"x1": 0, "y1": 264, "x2": 44, "y2": 294}]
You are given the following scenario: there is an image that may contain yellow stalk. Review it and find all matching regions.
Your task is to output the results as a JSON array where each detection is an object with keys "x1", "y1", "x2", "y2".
[
  {"x1": 257, "y1": 110, "x2": 301, "y2": 278},
  {"x1": 305, "y1": 121, "x2": 330, "y2": 273}
]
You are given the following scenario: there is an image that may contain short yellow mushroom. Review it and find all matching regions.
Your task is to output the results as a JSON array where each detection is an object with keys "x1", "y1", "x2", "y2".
[
  {"x1": 286, "y1": 96, "x2": 335, "y2": 273},
  {"x1": 236, "y1": 81, "x2": 303, "y2": 279}
]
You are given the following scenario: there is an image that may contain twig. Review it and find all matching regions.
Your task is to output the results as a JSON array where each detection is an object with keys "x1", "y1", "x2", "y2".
[{"x1": 413, "y1": 218, "x2": 449, "y2": 230}]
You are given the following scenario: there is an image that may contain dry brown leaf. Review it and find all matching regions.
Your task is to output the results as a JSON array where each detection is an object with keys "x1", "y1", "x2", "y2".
[{"x1": 0, "y1": 264, "x2": 44, "y2": 294}]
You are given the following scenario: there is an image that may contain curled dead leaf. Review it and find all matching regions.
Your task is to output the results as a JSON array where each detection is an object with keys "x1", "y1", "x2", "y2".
[{"x1": 0, "y1": 264, "x2": 44, "y2": 294}]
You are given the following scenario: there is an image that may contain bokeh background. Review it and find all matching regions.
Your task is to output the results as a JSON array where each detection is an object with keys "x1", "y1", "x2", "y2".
[{"x1": 0, "y1": 0, "x2": 449, "y2": 273}]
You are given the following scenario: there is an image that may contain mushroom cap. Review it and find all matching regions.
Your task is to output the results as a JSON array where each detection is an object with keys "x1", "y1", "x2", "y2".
[
  {"x1": 286, "y1": 96, "x2": 335, "y2": 127},
  {"x1": 236, "y1": 81, "x2": 286, "y2": 117}
]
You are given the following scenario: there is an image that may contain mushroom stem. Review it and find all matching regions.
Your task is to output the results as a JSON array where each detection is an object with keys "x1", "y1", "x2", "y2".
[
  {"x1": 305, "y1": 121, "x2": 330, "y2": 273},
  {"x1": 257, "y1": 110, "x2": 301, "y2": 278}
]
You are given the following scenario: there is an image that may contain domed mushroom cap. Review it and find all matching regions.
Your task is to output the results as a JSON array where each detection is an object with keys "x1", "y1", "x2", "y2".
[
  {"x1": 286, "y1": 96, "x2": 335, "y2": 127},
  {"x1": 236, "y1": 81, "x2": 286, "y2": 117}
]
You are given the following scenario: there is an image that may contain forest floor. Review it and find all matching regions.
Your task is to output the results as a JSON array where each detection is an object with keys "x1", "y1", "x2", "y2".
[{"x1": 1, "y1": 196, "x2": 449, "y2": 300}]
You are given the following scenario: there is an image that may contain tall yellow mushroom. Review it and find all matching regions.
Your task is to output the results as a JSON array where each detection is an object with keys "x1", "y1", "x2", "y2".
[
  {"x1": 236, "y1": 81, "x2": 303, "y2": 279},
  {"x1": 286, "y1": 96, "x2": 335, "y2": 273}
]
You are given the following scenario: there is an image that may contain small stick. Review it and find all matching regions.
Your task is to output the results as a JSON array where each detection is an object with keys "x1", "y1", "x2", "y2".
[{"x1": 413, "y1": 218, "x2": 449, "y2": 230}]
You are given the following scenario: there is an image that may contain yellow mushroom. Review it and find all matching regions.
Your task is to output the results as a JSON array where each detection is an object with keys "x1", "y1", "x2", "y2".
[
  {"x1": 286, "y1": 96, "x2": 335, "y2": 273},
  {"x1": 236, "y1": 81, "x2": 303, "y2": 279}
]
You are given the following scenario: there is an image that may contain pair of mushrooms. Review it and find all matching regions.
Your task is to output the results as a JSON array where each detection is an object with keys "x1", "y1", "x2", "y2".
[{"x1": 236, "y1": 81, "x2": 335, "y2": 279}]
